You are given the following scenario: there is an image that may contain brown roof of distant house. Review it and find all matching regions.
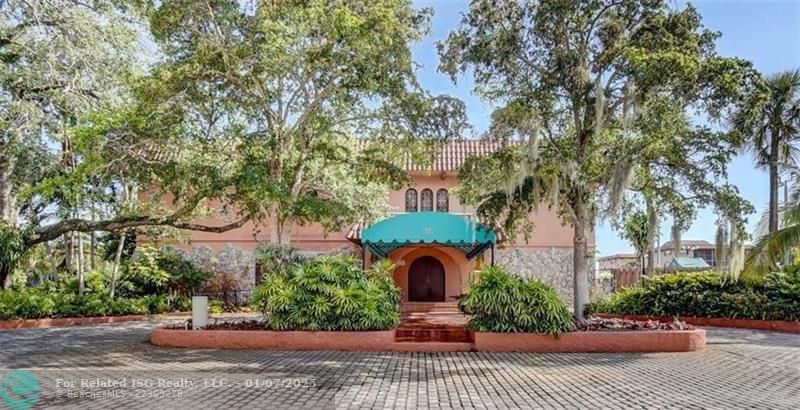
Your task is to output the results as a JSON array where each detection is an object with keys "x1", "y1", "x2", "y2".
[
  {"x1": 659, "y1": 240, "x2": 715, "y2": 251},
  {"x1": 597, "y1": 253, "x2": 637, "y2": 261}
]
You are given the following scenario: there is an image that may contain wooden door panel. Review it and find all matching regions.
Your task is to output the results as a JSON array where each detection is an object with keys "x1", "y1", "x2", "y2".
[{"x1": 408, "y1": 256, "x2": 445, "y2": 302}]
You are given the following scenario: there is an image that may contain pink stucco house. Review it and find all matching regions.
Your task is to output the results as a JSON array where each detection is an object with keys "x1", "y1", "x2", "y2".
[{"x1": 180, "y1": 141, "x2": 593, "y2": 305}]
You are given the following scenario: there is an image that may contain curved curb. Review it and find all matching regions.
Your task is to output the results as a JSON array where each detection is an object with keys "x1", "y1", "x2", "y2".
[
  {"x1": 474, "y1": 329, "x2": 706, "y2": 353},
  {"x1": 594, "y1": 314, "x2": 800, "y2": 334},
  {"x1": 151, "y1": 328, "x2": 397, "y2": 351}
]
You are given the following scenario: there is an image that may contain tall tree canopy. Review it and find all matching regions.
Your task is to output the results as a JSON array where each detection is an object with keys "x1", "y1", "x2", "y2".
[
  {"x1": 439, "y1": 0, "x2": 758, "y2": 316},
  {"x1": 141, "y1": 0, "x2": 466, "y2": 244},
  {"x1": 0, "y1": 0, "x2": 143, "y2": 286},
  {"x1": 1, "y1": 0, "x2": 467, "y2": 287},
  {"x1": 1, "y1": 0, "x2": 139, "y2": 226}
]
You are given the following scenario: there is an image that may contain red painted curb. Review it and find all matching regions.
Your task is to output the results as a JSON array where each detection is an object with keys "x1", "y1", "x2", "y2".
[
  {"x1": 0, "y1": 315, "x2": 149, "y2": 330},
  {"x1": 474, "y1": 329, "x2": 706, "y2": 353},
  {"x1": 151, "y1": 328, "x2": 397, "y2": 351},
  {"x1": 151, "y1": 327, "x2": 706, "y2": 353},
  {"x1": 594, "y1": 314, "x2": 800, "y2": 334}
]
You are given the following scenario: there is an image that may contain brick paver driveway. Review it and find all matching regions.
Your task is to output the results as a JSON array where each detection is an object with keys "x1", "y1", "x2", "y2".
[{"x1": 0, "y1": 322, "x2": 798, "y2": 409}]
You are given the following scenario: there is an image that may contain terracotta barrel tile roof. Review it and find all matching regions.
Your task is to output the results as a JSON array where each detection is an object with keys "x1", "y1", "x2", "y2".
[
  {"x1": 355, "y1": 139, "x2": 505, "y2": 172},
  {"x1": 408, "y1": 140, "x2": 504, "y2": 172}
]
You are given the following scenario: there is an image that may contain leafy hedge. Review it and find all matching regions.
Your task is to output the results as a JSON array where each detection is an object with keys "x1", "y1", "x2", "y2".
[
  {"x1": 588, "y1": 271, "x2": 800, "y2": 321},
  {"x1": 119, "y1": 245, "x2": 212, "y2": 297},
  {"x1": 458, "y1": 266, "x2": 575, "y2": 334},
  {"x1": 0, "y1": 288, "x2": 190, "y2": 320},
  {"x1": 251, "y1": 256, "x2": 401, "y2": 331}
]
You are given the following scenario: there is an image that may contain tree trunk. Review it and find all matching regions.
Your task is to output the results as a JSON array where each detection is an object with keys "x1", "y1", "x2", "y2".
[
  {"x1": 109, "y1": 230, "x2": 126, "y2": 299},
  {"x1": 65, "y1": 231, "x2": 74, "y2": 273},
  {"x1": 727, "y1": 220, "x2": 742, "y2": 278},
  {"x1": 0, "y1": 149, "x2": 14, "y2": 288},
  {"x1": 768, "y1": 132, "x2": 780, "y2": 233},
  {"x1": 0, "y1": 265, "x2": 11, "y2": 289},
  {"x1": 670, "y1": 225, "x2": 682, "y2": 260},
  {"x1": 645, "y1": 198, "x2": 658, "y2": 275},
  {"x1": 43, "y1": 242, "x2": 58, "y2": 281},
  {"x1": 0, "y1": 152, "x2": 14, "y2": 225},
  {"x1": 90, "y1": 204, "x2": 96, "y2": 270},
  {"x1": 572, "y1": 197, "x2": 590, "y2": 319},
  {"x1": 77, "y1": 231, "x2": 85, "y2": 295}
]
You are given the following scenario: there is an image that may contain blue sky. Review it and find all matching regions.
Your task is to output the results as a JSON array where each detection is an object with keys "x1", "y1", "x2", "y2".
[{"x1": 410, "y1": 0, "x2": 800, "y2": 256}]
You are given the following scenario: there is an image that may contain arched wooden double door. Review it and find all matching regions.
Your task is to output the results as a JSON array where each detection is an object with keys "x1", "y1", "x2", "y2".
[{"x1": 408, "y1": 256, "x2": 445, "y2": 302}]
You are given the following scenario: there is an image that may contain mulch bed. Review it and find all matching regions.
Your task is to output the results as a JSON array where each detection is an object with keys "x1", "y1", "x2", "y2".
[
  {"x1": 579, "y1": 317, "x2": 693, "y2": 332},
  {"x1": 594, "y1": 313, "x2": 800, "y2": 334}
]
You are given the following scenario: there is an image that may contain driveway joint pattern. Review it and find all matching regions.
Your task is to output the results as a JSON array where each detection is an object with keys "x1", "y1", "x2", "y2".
[{"x1": 0, "y1": 322, "x2": 798, "y2": 409}]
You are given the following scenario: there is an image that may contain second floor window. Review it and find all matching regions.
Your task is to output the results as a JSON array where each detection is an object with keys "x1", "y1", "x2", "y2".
[
  {"x1": 405, "y1": 189, "x2": 418, "y2": 212},
  {"x1": 436, "y1": 189, "x2": 449, "y2": 212},
  {"x1": 420, "y1": 189, "x2": 434, "y2": 211}
]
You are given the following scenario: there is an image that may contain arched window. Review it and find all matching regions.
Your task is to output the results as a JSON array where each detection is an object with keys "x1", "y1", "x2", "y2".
[
  {"x1": 405, "y1": 189, "x2": 418, "y2": 212},
  {"x1": 420, "y1": 189, "x2": 434, "y2": 211},
  {"x1": 436, "y1": 189, "x2": 449, "y2": 212}
]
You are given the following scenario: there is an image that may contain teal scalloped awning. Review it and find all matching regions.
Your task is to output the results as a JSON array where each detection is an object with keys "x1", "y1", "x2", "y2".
[{"x1": 360, "y1": 212, "x2": 496, "y2": 259}]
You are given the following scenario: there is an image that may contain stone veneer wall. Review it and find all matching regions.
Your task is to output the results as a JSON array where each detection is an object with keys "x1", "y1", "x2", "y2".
[
  {"x1": 174, "y1": 244, "x2": 361, "y2": 290},
  {"x1": 176, "y1": 244, "x2": 256, "y2": 290},
  {"x1": 496, "y1": 247, "x2": 595, "y2": 307}
]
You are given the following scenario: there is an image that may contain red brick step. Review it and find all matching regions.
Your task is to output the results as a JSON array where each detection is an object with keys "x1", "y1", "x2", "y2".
[{"x1": 396, "y1": 302, "x2": 472, "y2": 344}]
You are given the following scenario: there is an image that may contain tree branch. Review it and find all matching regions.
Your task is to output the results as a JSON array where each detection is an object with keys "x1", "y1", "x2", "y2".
[{"x1": 26, "y1": 214, "x2": 250, "y2": 247}]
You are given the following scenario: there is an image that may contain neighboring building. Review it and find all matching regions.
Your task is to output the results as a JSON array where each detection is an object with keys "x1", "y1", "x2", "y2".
[
  {"x1": 656, "y1": 240, "x2": 752, "y2": 269},
  {"x1": 597, "y1": 253, "x2": 639, "y2": 271},
  {"x1": 178, "y1": 140, "x2": 595, "y2": 305},
  {"x1": 668, "y1": 257, "x2": 711, "y2": 269},
  {"x1": 658, "y1": 240, "x2": 717, "y2": 267}
]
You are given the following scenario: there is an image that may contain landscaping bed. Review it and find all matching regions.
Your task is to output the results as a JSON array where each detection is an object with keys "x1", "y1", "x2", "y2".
[
  {"x1": 151, "y1": 264, "x2": 706, "y2": 353},
  {"x1": 0, "y1": 314, "x2": 152, "y2": 330},
  {"x1": 473, "y1": 317, "x2": 704, "y2": 353},
  {"x1": 151, "y1": 317, "x2": 705, "y2": 352},
  {"x1": 594, "y1": 313, "x2": 800, "y2": 334},
  {"x1": 588, "y1": 271, "x2": 800, "y2": 334}
]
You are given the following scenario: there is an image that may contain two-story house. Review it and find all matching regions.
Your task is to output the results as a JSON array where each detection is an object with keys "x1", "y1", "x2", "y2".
[{"x1": 181, "y1": 141, "x2": 593, "y2": 305}]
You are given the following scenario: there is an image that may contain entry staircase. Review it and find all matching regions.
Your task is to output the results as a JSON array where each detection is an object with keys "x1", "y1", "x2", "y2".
[{"x1": 393, "y1": 302, "x2": 474, "y2": 352}]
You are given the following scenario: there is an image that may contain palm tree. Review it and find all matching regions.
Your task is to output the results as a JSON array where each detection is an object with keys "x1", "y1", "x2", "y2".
[
  {"x1": 744, "y1": 171, "x2": 800, "y2": 278},
  {"x1": 735, "y1": 69, "x2": 800, "y2": 234}
]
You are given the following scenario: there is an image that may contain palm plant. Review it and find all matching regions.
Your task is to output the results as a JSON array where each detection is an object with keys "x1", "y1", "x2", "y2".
[
  {"x1": 735, "y1": 69, "x2": 800, "y2": 233},
  {"x1": 620, "y1": 211, "x2": 649, "y2": 276},
  {"x1": 458, "y1": 266, "x2": 575, "y2": 334},
  {"x1": 744, "y1": 171, "x2": 800, "y2": 279},
  {"x1": 251, "y1": 256, "x2": 401, "y2": 331}
]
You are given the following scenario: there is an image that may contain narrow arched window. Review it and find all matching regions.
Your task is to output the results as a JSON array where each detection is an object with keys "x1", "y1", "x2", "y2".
[
  {"x1": 405, "y1": 189, "x2": 418, "y2": 212},
  {"x1": 436, "y1": 189, "x2": 449, "y2": 212},
  {"x1": 420, "y1": 189, "x2": 434, "y2": 211}
]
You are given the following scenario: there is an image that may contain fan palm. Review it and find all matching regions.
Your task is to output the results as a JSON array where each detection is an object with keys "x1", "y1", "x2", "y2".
[
  {"x1": 735, "y1": 69, "x2": 800, "y2": 233},
  {"x1": 744, "y1": 172, "x2": 800, "y2": 279}
]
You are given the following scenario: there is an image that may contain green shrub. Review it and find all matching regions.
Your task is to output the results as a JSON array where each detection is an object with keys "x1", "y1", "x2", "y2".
[
  {"x1": 252, "y1": 256, "x2": 401, "y2": 331},
  {"x1": 458, "y1": 266, "x2": 575, "y2": 334},
  {"x1": 588, "y1": 271, "x2": 800, "y2": 321},
  {"x1": 158, "y1": 248, "x2": 212, "y2": 295},
  {"x1": 57, "y1": 269, "x2": 108, "y2": 295},
  {"x1": 122, "y1": 246, "x2": 211, "y2": 297},
  {"x1": 255, "y1": 243, "x2": 304, "y2": 275},
  {"x1": 0, "y1": 287, "x2": 182, "y2": 320},
  {"x1": 0, "y1": 223, "x2": 27, "y2": 285},
  {"x1": 209, "y1": 299, "x2": 225, "y2": 314},
  {"x1": 169, "y1": 295, "x2": 192, "y2": 312},
  {"x1": 124, "y1": 246, "x2": 171, "y2": 295}
]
